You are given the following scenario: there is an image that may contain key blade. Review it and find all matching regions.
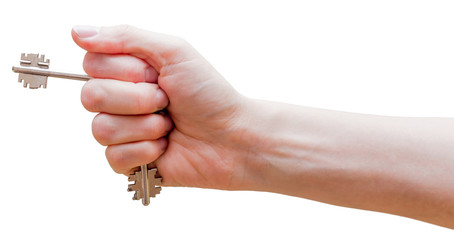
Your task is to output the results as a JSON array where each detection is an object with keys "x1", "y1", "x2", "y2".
[
  {"x1": 17, "y1": 72, "x2": 48, "y2": 89},
  {"x1": 20, "y1": 53, "x2": 49, "y2": 69}
]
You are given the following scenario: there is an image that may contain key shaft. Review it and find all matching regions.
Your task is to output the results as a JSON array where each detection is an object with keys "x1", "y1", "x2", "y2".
[
  {"x1": 12, "y1": 66, "x2": 90, "y2": 81},
  {"x1": 141, "y1": 164, "x2": 151, "y2": 206}
]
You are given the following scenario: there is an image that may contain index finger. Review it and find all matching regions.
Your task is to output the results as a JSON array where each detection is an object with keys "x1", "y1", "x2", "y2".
[{"x1": 83, "y1": 53, "x2": 158, "y2": 83}]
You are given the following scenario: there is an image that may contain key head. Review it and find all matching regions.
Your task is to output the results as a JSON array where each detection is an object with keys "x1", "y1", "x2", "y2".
[
  {"x1": 127, "y1": 167, "x2": 162, "y2": 203},
  {"x1": 17, "y1": 53, "x2": 50, "y2": 89}
]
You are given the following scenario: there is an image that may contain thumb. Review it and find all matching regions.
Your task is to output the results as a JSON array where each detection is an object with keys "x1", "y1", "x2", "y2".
[{"x1": 71, "y1": 25, "x2": 198, "y2": 71}]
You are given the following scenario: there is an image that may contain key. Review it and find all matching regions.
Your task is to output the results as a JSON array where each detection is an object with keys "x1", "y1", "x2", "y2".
[
  {"x1": 12, "y1": 53, "x2": 162, "y2": 206},
  {"x1": 128, "y1": 163, "x2": 162, "y2": 206},
  {"x1": 12, "y1": 53, "x2": 90, "y2": 89}
]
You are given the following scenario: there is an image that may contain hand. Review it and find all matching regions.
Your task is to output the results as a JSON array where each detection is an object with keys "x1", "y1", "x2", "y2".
[{"x1": 72, "y1": 25, "x2": 255, "y2": 190}]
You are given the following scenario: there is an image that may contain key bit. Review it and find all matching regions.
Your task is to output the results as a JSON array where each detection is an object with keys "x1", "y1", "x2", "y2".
[
  {"x1": 128, "y1": 164, "x2": 162, "y2": 206},
  {"x1": 12, "y1": 53, "x2": 90, "y2": 89}
]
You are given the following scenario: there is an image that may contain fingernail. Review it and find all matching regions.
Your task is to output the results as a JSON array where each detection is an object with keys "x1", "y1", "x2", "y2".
[
  {"x1": 164, "y1": 115, "x2": 174, "y2": 132},
  {"x1": 156, "y1": 89, "x2": 168, "y2": 109},
  {"x1": 159, "y1": 138, "x2": 168, "y2": 151},
  {"x1": 73, "y1": 25, "x2": 99, "y2": 39},
  {"x1": 145, "y1": 67, "x2": 158, "y2": 83}
]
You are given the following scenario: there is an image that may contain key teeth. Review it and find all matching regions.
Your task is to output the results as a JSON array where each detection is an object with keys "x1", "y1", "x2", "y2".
[
  {"x1": 20, "y1": 53, "x2": 50, "y2": 69},
  {"x1": 18, "y1": 73, "x2": 48, "y2": 89},
  {"x1": 127, "y1": 184, "x2": 137, "y2": 192},
  {"x1": 127, "y1": 167, "x2": 162, "y2": 203},
  {"x1": 133, "y1": 192, "x2": 139, "y2": 200},
  {"x1": 128, "y1": 174, "x2": 136, "y2": 182},
  {"x1": 149, "y1": 186, "x2": 162, "y2": 197}
]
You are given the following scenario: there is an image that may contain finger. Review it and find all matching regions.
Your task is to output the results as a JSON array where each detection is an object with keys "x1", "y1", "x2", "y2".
[
  {"x1": 83, "y1": 53, "x2": 158, "y2": 83},
  {"x1": 72, "y1": 25, "x2": 198, "y2": 70},
  {"x1": 106, "y1": 139, "x2": 168, "y2": 175},
  {"x1": 81, "y1": 79, "x2": 168, "y2": 114},
  {"x1": 92, "y1": 113, "x2": 173, "y2": 146}
]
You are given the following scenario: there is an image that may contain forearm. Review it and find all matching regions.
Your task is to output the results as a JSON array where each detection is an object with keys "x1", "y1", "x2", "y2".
[{"x1": 242, "y1": 100, "x2": 454, "y2": 228}]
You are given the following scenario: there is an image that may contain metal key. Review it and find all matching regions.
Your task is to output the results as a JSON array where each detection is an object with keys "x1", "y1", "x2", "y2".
[
  {"x1": 12, "y1": 53, "x2": 162, "y2": 206},
  {"x1": 12, "y1": 53, "x2": 90, "y2": 89}
]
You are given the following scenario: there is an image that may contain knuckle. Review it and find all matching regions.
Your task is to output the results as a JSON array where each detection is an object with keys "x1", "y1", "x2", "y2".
[
  {"x1": 105, "y1": 146, "x2": 127, "y2": 172},
  {"x1": 116, "y1": 24, "x2": 135, "y2": 35},
  {"x1": 157, "y1": 35, "x2": 192, "y2": 62},
  {"x1": 83, "y1": 53, "x2": 106, "y2": 76},
  {"x1": 169, "y1": 36, "x2": 189, "y2": 49},
  {"x1": 82, "y1": 52, "x2": 96, "y2": 74},
  {"x1": 168, "y1": 37, "x2": 190, "y2": 55},
  {"x1": 81, "y1": 81, "x2": 104, "y2": 112},
  {"x1": 92, "y1": 113, "x2": 114, "y2": 146},
  {"x1": 115, "y1": 24, "x2": 137, "y2": 51}
]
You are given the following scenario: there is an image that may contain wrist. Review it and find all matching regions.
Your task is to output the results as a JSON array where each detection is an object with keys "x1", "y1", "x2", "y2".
[
  {"x1": 232, "y1": 100, "x2": 389, "y2": 200},
  {"x1": 229, "y1": 99, "x2": 323, "y2": 194}
]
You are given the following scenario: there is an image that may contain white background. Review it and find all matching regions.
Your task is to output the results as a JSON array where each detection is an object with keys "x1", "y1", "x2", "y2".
[{"x1": 1, "y1": 0, "x2": 453, "y2": 239}]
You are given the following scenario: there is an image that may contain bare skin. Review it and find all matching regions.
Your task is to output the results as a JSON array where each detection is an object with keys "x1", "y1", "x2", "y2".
[{"x1": 72, "y1": 25, "x2": 454, "y2": 229}]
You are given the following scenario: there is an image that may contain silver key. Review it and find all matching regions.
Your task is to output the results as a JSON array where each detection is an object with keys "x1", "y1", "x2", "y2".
[
  {"x1": 12, "y1": 53, "x2": 90, "y2": 89},
  {"x1": 12, "y1": 53, "x2": 162, "y2": 206},
  {"x1": 128, "y1": 164, "x2": 162, "y2": 206}
]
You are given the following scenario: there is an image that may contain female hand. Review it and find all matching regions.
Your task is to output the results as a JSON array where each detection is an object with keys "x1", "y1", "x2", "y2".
[{"x1": 73, "y1": 25, "x2": 257, "y2": 190}]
